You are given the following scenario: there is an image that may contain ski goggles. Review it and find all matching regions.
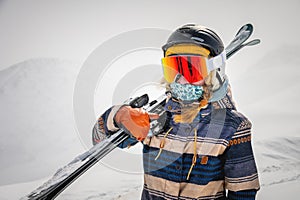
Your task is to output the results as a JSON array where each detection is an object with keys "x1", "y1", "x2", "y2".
[{"x1": 161, "y1": 51, "x2": 226, "y2": 84}]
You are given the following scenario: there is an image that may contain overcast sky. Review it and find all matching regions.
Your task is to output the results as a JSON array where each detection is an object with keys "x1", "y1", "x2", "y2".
[{"x1": 1, "y1": 0, "x2": 300, "y2": 71}]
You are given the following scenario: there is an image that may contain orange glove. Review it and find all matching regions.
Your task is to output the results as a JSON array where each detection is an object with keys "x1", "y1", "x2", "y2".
[{"x1": 114, "y1": 106, "x2": 159, "y2": 141}]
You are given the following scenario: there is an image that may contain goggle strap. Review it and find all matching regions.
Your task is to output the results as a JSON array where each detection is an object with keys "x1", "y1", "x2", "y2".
[{"x1": 207, "y1": 51, "x2": 226, "y2": 72}]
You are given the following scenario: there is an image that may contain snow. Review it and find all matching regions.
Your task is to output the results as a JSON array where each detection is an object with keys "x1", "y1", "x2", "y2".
[
  {"x1": 0, "y1": 55, "x2": 299, "y2": 200},
  {"x1": 0, "y1": 58, "x2": 84, "y2": 186},
  {"x1": 257, "y1": 180, "x2": 299, "y2": 200}
]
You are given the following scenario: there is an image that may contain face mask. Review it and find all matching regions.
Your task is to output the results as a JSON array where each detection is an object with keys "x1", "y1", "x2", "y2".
[{"x1": 170, "y1": 82, "x2": 204, "y2": 102}]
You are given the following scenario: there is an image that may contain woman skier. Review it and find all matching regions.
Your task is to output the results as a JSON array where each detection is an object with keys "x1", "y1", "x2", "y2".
[{"x1": 92, "y1": 24, "x2": 260, "y2": 200}]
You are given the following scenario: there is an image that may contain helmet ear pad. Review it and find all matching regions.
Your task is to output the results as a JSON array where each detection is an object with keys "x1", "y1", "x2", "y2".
[{"x1": 162, "y1": 24, "x2": 224, "y2": 57}]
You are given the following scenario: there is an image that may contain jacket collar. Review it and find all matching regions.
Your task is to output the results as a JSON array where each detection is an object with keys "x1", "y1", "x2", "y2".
[{"x1": 211, "y1": 84, "x2": 236, "y2": 110}]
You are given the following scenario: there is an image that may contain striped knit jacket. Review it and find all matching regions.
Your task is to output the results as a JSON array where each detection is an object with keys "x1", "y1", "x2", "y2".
[{"x1": 92, "y1": 91, "x2": 260, "y2": 200}]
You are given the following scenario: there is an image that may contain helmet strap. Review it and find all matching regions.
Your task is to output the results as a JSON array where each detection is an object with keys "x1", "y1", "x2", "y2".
[{"x1": 213, "y1": 71, "x2": 225, "y2": 92}]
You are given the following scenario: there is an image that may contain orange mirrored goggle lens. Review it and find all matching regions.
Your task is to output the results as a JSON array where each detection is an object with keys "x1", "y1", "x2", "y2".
[{"x1": 161, "y1": 55, "x2": 209, "y2": 83}]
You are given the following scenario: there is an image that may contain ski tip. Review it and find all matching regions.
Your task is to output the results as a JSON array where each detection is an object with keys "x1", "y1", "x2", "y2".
[
  {"x1": 245, "y1": 39, "x2": 261, "y2": 46},
  {"x1": 250, "y1": 39, "x2": 261, "y2": 45},
  {"x1": 246, "y1": 23, "x2": 253, "y2": 27},
  {"x1": 244, "y1": 23, "x2": 253, "y2": 29},
  {"x1": 236, "y1": 23, "x2": 253, "y2": 36}
]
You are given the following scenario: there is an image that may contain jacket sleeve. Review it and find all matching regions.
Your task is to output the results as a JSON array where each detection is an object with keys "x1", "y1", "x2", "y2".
[
  {"x1": 92, "y1": 106, "x2": 138, "y2": 148},
  {"x1": 224, "y1": 116, "x2": 260, "y2": 200}
]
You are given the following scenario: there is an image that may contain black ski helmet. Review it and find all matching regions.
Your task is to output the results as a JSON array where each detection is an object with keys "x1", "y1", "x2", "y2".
[{"x1": 162, "y1": 24, "x2": 224, "y2": 57}]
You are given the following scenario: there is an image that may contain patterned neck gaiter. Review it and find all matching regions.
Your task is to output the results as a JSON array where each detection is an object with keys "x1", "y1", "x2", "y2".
[{"x1": 170, "y1": 82, "x2": 204, "y2": 102}]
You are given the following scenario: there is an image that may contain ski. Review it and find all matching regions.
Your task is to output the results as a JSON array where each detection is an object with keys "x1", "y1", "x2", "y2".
[
  {"x1": 22, "y1": 23, "x2": 260, "y2": 200},
  {"x1": 22, "y1": 94, "x2": 167, "y2": 200},
  {"x1": 225, "y1": 23, "x2": 260, "y2": 59},
  {"x1": 227, "y1": 38, "x2": 260, "y2": 59}
]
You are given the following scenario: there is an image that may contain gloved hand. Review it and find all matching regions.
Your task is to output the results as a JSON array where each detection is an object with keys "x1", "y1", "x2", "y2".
[{"x1": 114, "y1": 106, "x2": 159, "y2": 141}]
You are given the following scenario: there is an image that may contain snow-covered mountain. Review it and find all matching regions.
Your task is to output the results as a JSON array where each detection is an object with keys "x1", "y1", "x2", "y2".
[
  {"x1": 0, "y1": 58, "x2": 83, "y2": 185},
  {"x1": 255, "y1": 137, "x2": 300, "y2": 187}
]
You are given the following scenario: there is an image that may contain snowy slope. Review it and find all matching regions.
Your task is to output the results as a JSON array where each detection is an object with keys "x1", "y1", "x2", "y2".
[
  {"x1": 255, "y1": 137, "x2": 300, "y2": 187},
  {"x1": 0, "y1": 58, "x2": 83, "y2": 185}
]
